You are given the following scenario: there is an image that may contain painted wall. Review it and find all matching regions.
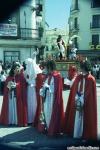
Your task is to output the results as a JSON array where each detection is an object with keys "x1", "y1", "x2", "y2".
[
  {"x1": 0, "y1": 0, "x2": 46, "y2": 63},
  {"x1": 69, "y1": 0, "x2": 100, "y2": 51},
  {"x1": 20, "y1": 0, "x2": 36, "y2": 29},
  {"x1": 78, "y1": 0, "x2": 91, "y2": 50}
]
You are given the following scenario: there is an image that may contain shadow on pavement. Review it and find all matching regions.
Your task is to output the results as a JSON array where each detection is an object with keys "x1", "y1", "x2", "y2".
[{"x1": 0, "y1": 126, "x2": 100, "y2": 150}]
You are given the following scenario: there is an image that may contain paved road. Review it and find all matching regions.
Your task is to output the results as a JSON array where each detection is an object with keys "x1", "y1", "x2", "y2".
[{"x1": 0, "y1": 83, "x2": 100, "y2": 150}]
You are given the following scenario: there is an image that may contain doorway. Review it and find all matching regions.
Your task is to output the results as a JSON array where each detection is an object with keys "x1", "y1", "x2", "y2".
[{"x1": 4, "y1": 51, "x2": 20, "y2": 64}]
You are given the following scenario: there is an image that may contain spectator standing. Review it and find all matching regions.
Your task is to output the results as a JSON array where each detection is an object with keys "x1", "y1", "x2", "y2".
[{"x1": 0, "y1": 70, "x2": 6, "y2": 95}]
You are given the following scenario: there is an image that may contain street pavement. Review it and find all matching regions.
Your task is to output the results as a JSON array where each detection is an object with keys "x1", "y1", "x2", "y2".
[{"x1": 0, "y1": 82, "x2": 100, "y2": 150}]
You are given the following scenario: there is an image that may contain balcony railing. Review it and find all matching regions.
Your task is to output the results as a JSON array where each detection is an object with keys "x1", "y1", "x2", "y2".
[
  {"x1": 91, "y1": 2, "x2": 100, "y2": 8},
  {"x1": 19, "y1": 28, "x2": 39, "y2": 39},
  {"x1": 90, "y1": 23, "x2": 100, "y2": 29},
  {"x1": 0, "y1": 28, "x2": 43, "y2": 39},
  {"x1": 70, "y1": 5, "x2": 79, "y2": 12},
  {"x1": 69, "y1": 25, "x2": 79, "y2": 32},
  {"x1": 89, "y1": 43, "x2": 100, "y2": 50}
]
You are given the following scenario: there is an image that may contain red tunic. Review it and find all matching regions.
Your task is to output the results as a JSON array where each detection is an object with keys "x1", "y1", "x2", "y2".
[
  {"x1": 48, "y1": 71, "x2": 64, "y2": 135},
  {"x1": 33, "y1": 73, "x2": 44, "y2": 127},
  {"x1": 0, "y1": 73, "x2": 28, "y2": 126},
  {"x1": 64, "y1": 73, "x2": 97, "y2": 140},
  {"x1": 38, "y1": 71, "x2": 64, "y2": 135}
]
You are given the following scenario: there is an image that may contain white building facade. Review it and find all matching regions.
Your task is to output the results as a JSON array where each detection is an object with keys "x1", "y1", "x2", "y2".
[
  {"x1": 69, "y1": 0, "x2": 100, "y2": 58},
  {"x1": 0, "y1": 0, "x2": 45, "y2": 64}
]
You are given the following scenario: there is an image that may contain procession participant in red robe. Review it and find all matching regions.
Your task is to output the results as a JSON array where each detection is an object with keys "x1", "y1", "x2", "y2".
[
  {"x1": 39, "y1": 60, "x2": 64, "y2": 135},
  {"x1": 63, "y1": 65, "x2": 78, "y2": 90},
  {"x1": 19, "y1": 66, "x2": 28, "y2": 126},
  {"x1": 68, "y1": 65, "x2": 78, "y2": 80},
  {"x1": 34, "y1": 61, "x2": 47, "y2": 130},
  {"x1": 0, "y1": 62, "x2": 27, "y2": 126},
  {"x1": 33, "y1": 73, "x2": 44, "y2": 127},
  {"x1": 64, "y1": 60, "x2": 97, "y2": 140}
]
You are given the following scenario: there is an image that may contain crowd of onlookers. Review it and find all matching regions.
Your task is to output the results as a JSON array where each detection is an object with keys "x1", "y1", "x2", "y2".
[
  {"x1": 91, "y1": 62, "x2": 100, "y2": 80},
  {"x1": 0, "y1": 58, "x2": 100, "y2": 95},
  {"x1": 0, "y1": 60, "x2": 20, "y2": 95}
]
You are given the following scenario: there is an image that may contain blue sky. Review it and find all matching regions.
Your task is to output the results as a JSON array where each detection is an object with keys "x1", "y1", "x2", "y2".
[{"x1": 45, "y1": 0, "x2": 71, "y2": 30}]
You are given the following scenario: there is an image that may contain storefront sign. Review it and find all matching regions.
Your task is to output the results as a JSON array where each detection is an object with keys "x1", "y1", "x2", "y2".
[
  {"x1": 0, "y1": 23, "x2": 17, "y2": 36},
  {"x1": 90, "y1": 45, "x2": 100, "y2": 50}
]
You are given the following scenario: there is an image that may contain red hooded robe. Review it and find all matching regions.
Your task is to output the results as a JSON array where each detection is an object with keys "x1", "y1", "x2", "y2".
[
  {"x1": 0, "y1": 73, "x2": 28, "y2": 126},
  {"x1": 33, "y1": 73, "x2": 44, "y2": 127},
  {"x1": 64, "y1": 73, "x2": 97, "y2": 140},
  {"x1": 38, "y1": 71, "x2": 64, "y2": 135}
]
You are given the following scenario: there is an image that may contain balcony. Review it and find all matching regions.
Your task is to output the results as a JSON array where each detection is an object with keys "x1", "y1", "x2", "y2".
[
  {"x1": 90, "y1": 22, "x2": 100, "y2": 29},
  {"x1": 91, "y1": 1, "x2": 100, "y2": 8},
  {"x1": 70, "y1": 5, "x2": 79, "y2": 13},
  {"x1": 89, "y1": 43, "x2": 100, "y2": 50},
  {"x1": 69, "y1": 25, "x2": 79, "y2": 33},
  {"x1": 0, "y1": 28, "x2": 41, "y2": 40},
  {"x1": 19, "y1": 28, "x2": 40, "y2": 39},
  {"x1": 36, "y1": 0, "x2": 43, "y2": 5}
]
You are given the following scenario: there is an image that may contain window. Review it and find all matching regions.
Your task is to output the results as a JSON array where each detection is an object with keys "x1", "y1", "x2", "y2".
[
  {"x1": 91, "y1": 0, "x2": 100, "y2": 8},
  {"x1": 71, "y1": 0, "x2": 79, "y2": 11},
  {"x1": 74, "y1": 18, "x2": 78, "y2": 29},
  {"x1": 74, "y1": 37, "x2": 78, "y2": 48},
  {"x1": 75, "y1": 0, "x2": 78, "y2": 9},
  {"x1": 92, "y1": 15, "x2": 100, "y2": 28},
  {"x1": 92, "y1": 35, "x2": 99, "y2": 46},
  {"x1": 4, "y1": 51, "x2": 20, "y2": 64}
]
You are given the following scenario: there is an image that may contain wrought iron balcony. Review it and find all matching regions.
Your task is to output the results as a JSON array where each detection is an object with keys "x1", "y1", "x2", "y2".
[
  {"x1": 19, "y1": 28, "x2": 39, "y2": 39},
  {"x1": 89, "y1": 43, "x2": 100, "y2": 50},
  {"x1": 90, "y1": 22, "x2": 100, "y2": 29},
  {"x1": 69, "y1": 25, "x2": 79, "y2": 32},
  {"x1": 70, "y1": 5, "x2": 79, "y2": 12},
  {"x1": 0, "y1": 28, "x2": 43, "y2": 39},
  {"x1": 91, "y1": 1, "x2": 100, "y2": 8}
]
